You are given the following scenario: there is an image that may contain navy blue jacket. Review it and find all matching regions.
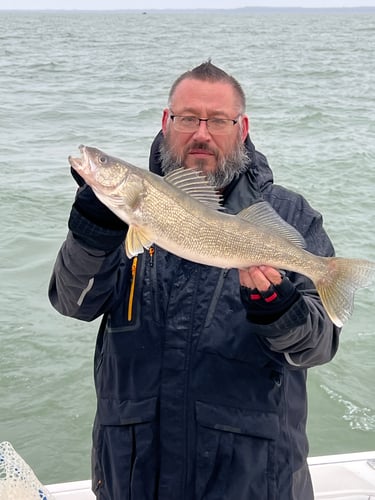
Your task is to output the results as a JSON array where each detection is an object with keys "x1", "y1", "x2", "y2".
[{"x1": 49, "y1": 133, "x2": 340, "y2": 500}]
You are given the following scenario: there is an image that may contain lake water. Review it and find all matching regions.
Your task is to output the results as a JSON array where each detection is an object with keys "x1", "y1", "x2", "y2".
[{"x1": 0, "y1": 9, "x2": 374, "y2": 486}]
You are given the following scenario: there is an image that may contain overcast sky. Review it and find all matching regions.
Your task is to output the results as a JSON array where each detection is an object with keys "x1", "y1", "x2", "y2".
[{"x1": 1, "y1": 0, "x2": 374, "y2": 10}]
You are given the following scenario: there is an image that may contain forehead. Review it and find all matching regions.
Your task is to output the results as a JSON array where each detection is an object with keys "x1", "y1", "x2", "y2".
[{"x1": 170, "y1": 78, "x2": 241, "y2": 114}]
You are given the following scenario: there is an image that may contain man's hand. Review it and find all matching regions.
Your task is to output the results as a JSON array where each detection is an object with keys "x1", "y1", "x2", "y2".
[
  {"x1": 239, "y1": 266, "x2": 302, "y2": 325},
  {"x1": 239, "y1": 265, "x2": 282, "y2": 291}
]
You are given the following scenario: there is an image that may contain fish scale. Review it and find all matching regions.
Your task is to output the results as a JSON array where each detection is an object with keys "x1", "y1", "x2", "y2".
[{"x1": 140, "y1": 180, "x2": 321, "y2": 274}]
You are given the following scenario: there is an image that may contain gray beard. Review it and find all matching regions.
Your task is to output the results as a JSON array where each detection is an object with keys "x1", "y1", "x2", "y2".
[{"x1": 159, "y1": 136, "x2": 250, "y2": 190}]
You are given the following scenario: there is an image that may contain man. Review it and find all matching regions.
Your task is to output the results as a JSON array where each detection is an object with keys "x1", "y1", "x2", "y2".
[{"x1": 49, "y1": 62, "x2": 340, "y2": 500}]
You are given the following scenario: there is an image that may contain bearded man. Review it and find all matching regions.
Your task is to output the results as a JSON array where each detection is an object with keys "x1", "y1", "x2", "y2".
[{"x1": 49, "y1": 61, "x2": 340, "y2": 500}]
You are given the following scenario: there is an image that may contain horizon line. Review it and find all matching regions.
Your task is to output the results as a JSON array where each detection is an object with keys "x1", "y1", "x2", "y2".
[{"x1": 1, "y1": 5, "x2": 375, "y2": 10}]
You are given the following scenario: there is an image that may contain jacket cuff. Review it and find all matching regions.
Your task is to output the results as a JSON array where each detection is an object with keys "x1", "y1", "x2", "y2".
[
  {"x1": 248, "y1": 295, "x2": 309, "y2": 338},
  {"x1": 68, "y1": 206, "x2": 127, "y2": 252}
]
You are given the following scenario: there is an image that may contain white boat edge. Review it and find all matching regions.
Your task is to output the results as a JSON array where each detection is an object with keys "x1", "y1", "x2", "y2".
[{"x1": 46, "y1": 451, "x2": 375, "y2": 500}]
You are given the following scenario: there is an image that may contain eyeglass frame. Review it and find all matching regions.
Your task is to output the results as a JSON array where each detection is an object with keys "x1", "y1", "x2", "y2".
[{"x1": 169, "y1": 112, "x2": 241, "y2": 134}]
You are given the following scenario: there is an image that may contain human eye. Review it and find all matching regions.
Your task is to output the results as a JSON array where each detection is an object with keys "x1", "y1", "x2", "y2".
[
  {"x1": 209, "y1": 118, "x2": 228, "y2": 129},
  {"x1": 180, "y1": 116, "x2": 197, "y2": 125}
]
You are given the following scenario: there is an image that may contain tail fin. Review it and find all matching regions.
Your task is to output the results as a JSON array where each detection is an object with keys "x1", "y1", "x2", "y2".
[{"x1": 316, "y1": 257, "x2": 375, "y2": 327}]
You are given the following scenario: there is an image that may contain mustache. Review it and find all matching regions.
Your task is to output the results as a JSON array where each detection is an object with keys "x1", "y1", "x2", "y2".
[{"x1": 185, "y1": 142, "x2": 218, "y2": 156}]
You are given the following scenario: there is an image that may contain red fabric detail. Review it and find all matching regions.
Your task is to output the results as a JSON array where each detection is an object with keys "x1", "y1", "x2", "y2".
[{"x1": 264, "y1": 292, "x2": 278, "y2": 303}]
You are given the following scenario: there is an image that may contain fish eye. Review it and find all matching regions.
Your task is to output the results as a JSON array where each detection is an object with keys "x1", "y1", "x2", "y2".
[{"x1": 98, "y1": 155, "x2": 108, "y2": 164}]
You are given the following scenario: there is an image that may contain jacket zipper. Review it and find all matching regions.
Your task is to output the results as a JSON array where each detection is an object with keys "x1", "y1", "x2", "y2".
[
  {"x1": 127, "y1": 256, "x2": 138, "y2": 322},
  {"x1": 148, "y1": 246, "x2": 161, "y2": 324},
  {"x1": 183, "y1": 266, "x2": 200, "y2": 499}
]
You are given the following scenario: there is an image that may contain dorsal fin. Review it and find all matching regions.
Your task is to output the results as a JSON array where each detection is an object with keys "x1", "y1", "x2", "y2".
[
  {"x1": 164, "y1": 167, "x2": 223, "y2": 211},
  {"x1": 237, "y1": 201, "x2": 305, "y2": 248}
]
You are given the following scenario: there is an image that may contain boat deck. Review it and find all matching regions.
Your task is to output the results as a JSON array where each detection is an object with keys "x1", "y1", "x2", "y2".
[{"x1": 47, "y1": 451, "x2": 375, "y2": 499}]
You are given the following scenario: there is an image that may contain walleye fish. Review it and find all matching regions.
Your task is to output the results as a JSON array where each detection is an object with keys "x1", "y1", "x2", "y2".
[{"x1": 69, "y1": 145, "x2": 375, "y2": 328}]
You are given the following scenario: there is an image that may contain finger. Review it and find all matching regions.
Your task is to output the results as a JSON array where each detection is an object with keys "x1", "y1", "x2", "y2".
[
  {"x1": 239, "y1": 266, "x2": 266, "y2": 288},
  {"x1": 239, "y1": 266, "x2": 282, "y2": 290},
  {"x1": 239, "y1": 268, "x2": 256, "y2": 288},
  {"x1": 258, "y1": 266, "x2": 282, "y2": 285},
  {"x1": 241, "y1": 266, "x2": 272, "y2": 291},
  {"x1": 250, "y1": 267, "x2": 273, "y2": 291}
]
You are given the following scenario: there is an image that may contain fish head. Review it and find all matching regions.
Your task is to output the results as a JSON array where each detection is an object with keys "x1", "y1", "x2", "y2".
[{"x1": 69, "y1": 145, "x2": 131, "y2": 192}]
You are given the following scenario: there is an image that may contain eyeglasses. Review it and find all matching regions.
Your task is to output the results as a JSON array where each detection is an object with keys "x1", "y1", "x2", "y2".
[{"x1": 169, "y1": 114, "x2": 239, "y2": 134}]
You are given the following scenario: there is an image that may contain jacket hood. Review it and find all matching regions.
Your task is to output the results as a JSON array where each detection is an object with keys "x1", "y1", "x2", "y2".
[{"x1": 148, "y1": 130, "x2": 274, "y2": 193}]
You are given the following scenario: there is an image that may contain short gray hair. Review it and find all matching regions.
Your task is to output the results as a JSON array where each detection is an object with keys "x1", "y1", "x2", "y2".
[{"x1": 168, "y1": 60, "x2": 246, "y2": 113}]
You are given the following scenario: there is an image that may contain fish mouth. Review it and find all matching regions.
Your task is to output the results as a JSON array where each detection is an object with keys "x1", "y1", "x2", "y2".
[
  {"x1": 68, "y1": 154, "x2": 82, "y2": 170},
  {"x1": 68, "y1": 144, "x2": 99, "y2": 174},
  {"x1": 68, "y1": 144, "x2": 86, "y2": 171}
]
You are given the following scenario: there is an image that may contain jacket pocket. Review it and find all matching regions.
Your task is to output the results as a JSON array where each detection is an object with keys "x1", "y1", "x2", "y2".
[
  {"x1": 119, "y1": 247, "x2": 162, "y2": 331},
  {"x1": 108, "y1": 252, "x2": 149, "y2": 333},
  {"x1": 93, "y1": 396, "x2": 159, "y2": 500},
  {"x1": 195, "y1": 400, "x2": 279, "y2": 500}
]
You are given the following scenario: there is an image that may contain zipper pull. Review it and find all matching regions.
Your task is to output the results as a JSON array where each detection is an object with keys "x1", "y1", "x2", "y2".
[{"x1": 149, "y1": 246, "x2": 155, "y2": 267}]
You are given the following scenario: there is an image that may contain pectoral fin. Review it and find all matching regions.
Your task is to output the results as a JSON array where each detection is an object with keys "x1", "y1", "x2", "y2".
[
  {"x1": 125, "y1": 226, "x2": 154, "y2": 258},
  {"x1": 238, "y1": 201, "x2": 305, "y2": 248}
]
